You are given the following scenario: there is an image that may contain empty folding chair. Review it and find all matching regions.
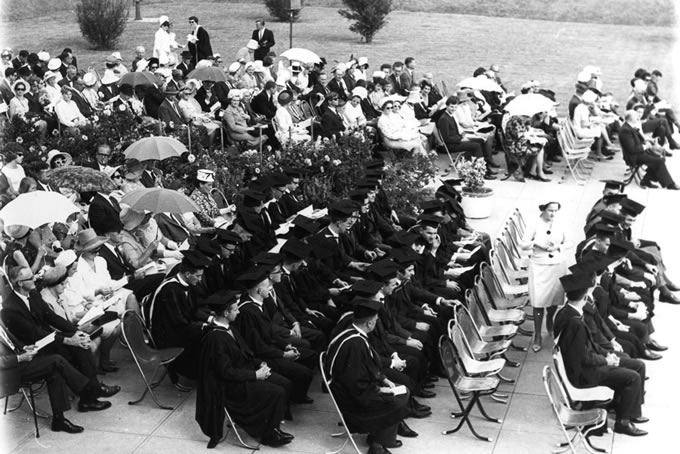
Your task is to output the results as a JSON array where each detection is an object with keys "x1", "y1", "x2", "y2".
[
  {"x1": 439, "y1": 336, "x2": 502, "y2": 442},
  {"x1": 493, "y1": 239, "x2": 528, "y2": 283},
  {"x1": 490, "y1": 249, "x2": 529, "y2": 297},
  {"x1": 473, "y1": 284, "x2": 526, "y2": 326},
  {"x1": 501, "y1": 227, "x2": 530, "y2": 268},
  {"x1": 479, "y1": 262, "x2": 529, "y2": 310},
  {"x1": 542, "y1": 365, "x2": 608, "y2": 454},
  {"x1": 318, "y1": 352, "x2": 362, "y2": 454},
  {"x1": 122, "y1": 310, "x2": 184, "y2": 410},
  {"x1": 453, "y1": 306, "x2": 511, "y2": 360},
  {"x1": 467, "y1": 286, "x2": 519, "y2": 339}
]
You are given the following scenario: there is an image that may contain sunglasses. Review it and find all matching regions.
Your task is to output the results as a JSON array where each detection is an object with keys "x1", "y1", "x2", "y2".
[{"x1": 18, "y1": 275, "x2": 34, "y2": 282}]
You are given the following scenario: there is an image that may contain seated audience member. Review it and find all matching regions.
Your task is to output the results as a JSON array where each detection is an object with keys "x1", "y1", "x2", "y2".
[
  {"x1": 121, "y1": 159, "x2": 146, "y2": 194},
  {"x1": 177, "y1": 83, "x2": 221, "y2": 145},
  {"x1": 437, "y1": 96, "x2": 497, "y2": 179},
  {"x1": 1, "y1": 266, "x2": 120, "y2": 413},
  {"x1": 1, "y1": 142, "x2": 27, "y2": 197},
  {"x1": 377, "y1": 97, "x2": 427, "y2": 155},
  {"x1": 275, "y1": 90, "x2": 311, "y2": 145},
  {"x1": 573, "y1": 90, "x2": 612, "y2": 159},
  {"x1": 55, "y1": 85, "x2": 87, "y2": 131},
  {"x1": 504, "y1": 114, "x2": 551, "y2": 182},
  {"x1": 324, "y1": 298, "x2": 410, "y2": 454},
  {"x1": 619, "y1": 110, "x2": 678, "y2": 189},
  {"x1": 342, "y1": 88, "x2": 369, "y2": 130},
  {"x1": 222, "y1": 89, "x2": 268, "y2": 147},
  {"x1": 149, "y1": 250, "x2": 214, "y2": 386},
  {"x1": 250, "y1": 80, "x2": 278, "y2": 120},
  {"x1": 189, "y1": 169, "x2": 234, "y2": 228},
  {"x1": 555, "y1": 272, "x2": 648, "y2": 437},
  {"x1": 3, "y1": 225, "x2": 46, "y2": 274},
  {"x1": 46, "y1": 149, "x2": 72, "y2": 169},
  {"x1": 196, "y1": 293, "x2": 294, "y2": 449},
  {"x1": 319, "y1": 92, "x2": 347, "y2": 139},
  {"x1": 157, "y1": 85, "x2": 187, "y2": 133}
]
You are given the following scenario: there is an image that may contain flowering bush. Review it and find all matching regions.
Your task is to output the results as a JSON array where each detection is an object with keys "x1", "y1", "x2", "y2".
[
  {"x1": 382, "y1": 152, "x2": 438, "y2": 215},
  {"x1": 455, "y1": 157, "x2": 487, "y2": 193}
]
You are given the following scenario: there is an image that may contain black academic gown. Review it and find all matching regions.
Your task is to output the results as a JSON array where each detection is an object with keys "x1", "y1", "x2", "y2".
[{"x1": 196, "y1": 326, "x2": 290, "y2": 445}]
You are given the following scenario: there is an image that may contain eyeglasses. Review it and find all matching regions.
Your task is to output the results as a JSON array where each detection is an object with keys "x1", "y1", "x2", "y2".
[
  {"x1": 18, "y1": 275, "x2": 34, "y2": 283},
  {"x1": 15, "y1": 88, "x2": 25, "y2": 92},
  {"x1": 383, "y1": 105, "x2": 393, "y2": 110},
  {"x1": 112, "y1": 174, "x2": 123, "y2": 180}
]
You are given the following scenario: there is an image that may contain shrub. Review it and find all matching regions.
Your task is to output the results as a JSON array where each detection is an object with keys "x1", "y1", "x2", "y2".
[
  {"x1": 338, "y1": 0, "x2": 393, "y2": 43},
  {"x1": 75, "y1": 0, "x2": 129, "y2": 49},
  {"x1": 264, "y1": 0, "x2": 303, "y2": 22},
  {"x1": 455, "y1": 157, "x2": 488, "y2": 192}
]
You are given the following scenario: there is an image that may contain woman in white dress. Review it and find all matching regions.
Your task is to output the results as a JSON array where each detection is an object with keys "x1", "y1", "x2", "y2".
[
  {"x1": 377, "y1": 97, "x2": 427, "y2": 155},
  {"x1": 274, "y1": 90, "x2": 311, "y2": 145},
  {"x1": 178, "y1": 84, "x2": 221, "y2": 145},
  {"x1": 153, "y1": 16, "x2": 182, "y2": 63},
  {"x1": 519, "y1": 202, "x2": 567, "y2": 352}
]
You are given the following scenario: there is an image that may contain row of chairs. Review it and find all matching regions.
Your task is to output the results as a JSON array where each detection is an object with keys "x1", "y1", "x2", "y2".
[{"x1": 556, "y1": 119, "x2": 595, "y2": 185}]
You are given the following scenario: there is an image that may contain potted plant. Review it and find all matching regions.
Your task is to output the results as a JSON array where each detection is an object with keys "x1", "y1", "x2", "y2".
[{"x1": 455, "y1": 157, "x2": 494, "y2": 219}]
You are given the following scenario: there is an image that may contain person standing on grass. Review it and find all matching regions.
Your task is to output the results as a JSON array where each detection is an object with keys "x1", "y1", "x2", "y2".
[
  {"x1": 187, "y1": 16, "x2": 213, "y2": 65},
  {"x1": 251, "y1": 19, "x2": 275, "y2": 61}
]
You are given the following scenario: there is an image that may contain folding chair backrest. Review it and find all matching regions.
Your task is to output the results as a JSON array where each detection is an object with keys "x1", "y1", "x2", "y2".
[
  {"x1": 480, "y1": 262, "x2": 508, "y2": 302},
  {"x1": 470, "y1": 285, "x2": 494, "y2": 326},
  {"x1": 542, "y1": 365, "x2": 571, "y2": 424},
  {"x1": 489, "y1": 249, "x2": 514, "y2": 287},
  {"x1": 506, "y1": 218, "x2": 525, "y2": 251},
  {"x1": 475, "y1": 281, "x2": 499, "y2": 314},
  {"x1": 122, "y1": 310, "x2": 160, "y2": 364},
  {"x1": 439, "y1": 335, "x2": 462, "y2": 389},
  {"x1": 210, "y1": 188, "x2": 230, "y2": 210},
  {"x1": 552, "y1": 346, "x2": 583, "y2": 407},
  {"x1": 501, "y1": 227, "x2": 525, "y2": 264},
  {"x1": 455, "y1": 303, "x2": 484, "y2": 345},
  {"x1": 494, "y1": 239, "x2": 521, "y2": 273},
  {"x1": 450, "y1": 322, "x2": 479, "y2": 375},
  {"x1": 300, "y1": 101, "x2": 316, "y2": 120}
]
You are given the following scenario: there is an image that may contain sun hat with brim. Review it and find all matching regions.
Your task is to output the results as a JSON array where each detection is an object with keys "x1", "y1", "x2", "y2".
[
  {"x1": 47, "y1": 58, "x2": 61, "y2": 71},
  {"x1": 351, "y1": 86, "x2": 367, "y2": 100},
  {"x1": 228, "y1": 62, "x2": 241, "y2": 74},
  {"x1": 196, "y1": 169, "x2": 215, "y2": 183},
  {"x1": 100, "y1": 70, "x2": 120, "y2": 85},
  {"x1": 41, "y1": 265, "x2": 68, "y2": 287},
  {"x1": 381, "y1": 95, "x2": 405, "y2": 109},
  {"x1": 406, "y1": 87, "x2": 422, "y2": 103},
  {"x1": 83, "y1": 73, "x2": 97, "y2": 87},
  {"x1": 104, "y1": 165, "x2": 121, "y2": 179},
  {"x1": 4, "y1": 224, "x2": 30, "y2": 239},
  {"x1": 54, "y1": 249, "x2": 77, "y2": 268},
  {"x1": 11, "y1": 80, "x2": 28, "y2": 94},
  {"x1": 246, "y1": 39, "x2": 259, "y2": 50},
  {"x1": 43, "y1": 71, "x2": 59, "y2": 81},
  {"x1": 37, "y1": 51, "x2": 50, "y2": 62},
  {"x1": 125, "y1": 159, "x2": 144, "y2": 179},
  {"x1": 120, "y1": 207, "x2": 151, "y2": 231},
  {"x1": 75, "y1": 228, "x2": 108, "y2": 252},
  {"x1": 358, "y1": 57, "x2": 369, "y2": 67},
  {"x1": 582, "y1": 90, "x2": 598, "y2": 104},
  {"x1": 46, "y1": 149, "x2": 73, "y2": 167}
]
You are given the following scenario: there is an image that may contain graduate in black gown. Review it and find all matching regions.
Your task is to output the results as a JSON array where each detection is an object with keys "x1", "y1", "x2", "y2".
[
  {"x1": 196, "y1": 291, "x2": 294, "y2": 449},
  {"x1": 324, "y1": 298, "x2": 410, "y2": 454}
]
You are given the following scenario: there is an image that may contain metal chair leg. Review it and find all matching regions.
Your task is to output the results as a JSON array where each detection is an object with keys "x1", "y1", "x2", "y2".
[
  {"x1": 223, "y1": 408, "x2": 259, "y2": 450},
  {"x1": 28, "y1": 386, "x2": 40, "y2": 438},
  {"x1": 475, "y1": 398, "x2": 502, "y2": 423},
  {"x1": 502, "y1": 354, "x2": 521, "y2": 368}
]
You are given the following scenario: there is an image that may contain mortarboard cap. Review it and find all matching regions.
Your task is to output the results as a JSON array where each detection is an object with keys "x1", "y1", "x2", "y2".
[
  {"x1": 602, "y1": 193, "x2": 626, "y2": 206},
  {"x1": 389, "y1": 247, "x2": 421, "y2": 266},
  {"x1": 364, "y1": 159, "x2": 385, "y2": 169},
  {"x1": 291, "y1": 215, "x2": 321, "y2": 235},
  {"x1": 349, "y1": 188, "x2": 370, "y2": 202},
  {"x1": 328, "y1": 200, "x2": 357, "y2": 219},
  {"x1": 280, "y1": 238, "x2": 309, "y2": 260},
  {"x1": 241, "y1": 189, "x2": 266, "y2": 207},
  {"x1": 601, "y1": 179, "x2": 625, "y2": 192},
  {"x1": 215, "y1": 229, "x2": 244, "y2": 245},
  {"x1": 270, "y1": 172, "x2": 293, "y2": 187},
  {"x1": 364, "y1": 169, "x2": 385, "y2": 178},
  {"x1": 253, "y1": 252, "x2": 282, "y2": 266},
  {"x1": 367, "y1": 260, "x2": 401, "y2": 282},
  {"x1": 418, "y1": 213, "x2": 444, "y2": 228},
  {"x1": 386, "y1": 230, "x2": 420, "y2": 248},
  {"x1": 203, "y1": 289, "x2": 242, "y2": 311},
  {"x1": 598, "y1": 210, "x2": 625, "y2": 226},
  {"x1": 351, "y1": 280, "x2": 384, "y2": 297},
  {"x1": 352, "y1": 297, "x2": 382, "y2": 319},
  {"x1": 587, "y1": 223, "x2": 618, "y2": 238},
  {"x1": 559, "y1": 273, "x2": 595, "y2": 292},
  {"x1": 420, "y1": 200, "x2": 444, "y2": 214},
  {"x1": 282, "y1": 166, "x2": 306, "y2": 178},
  {"x1": 195, "y1": 236, "x2": 221, "y2": 257},
  {"x1": 236, "y1": 267, "x2": 272, "y2": 288},
  {"x1": 356, "y1": 179, "x2": 379, "y2": 190},
  {"x1": 181, "y1": 249, "x2": 212, "y2": 269},
  {"x1": 620, "y1": 198, "x2": 645, "y2": 217}
]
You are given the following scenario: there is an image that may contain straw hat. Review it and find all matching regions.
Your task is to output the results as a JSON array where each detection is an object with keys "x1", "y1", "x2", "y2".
[
  {"x1": 47, "y1": 149, "x2": 73, "y2": 167},
  {"x1": 100, "y1": 70, "x2": 120, "y2": 85},
  {"x1": 119, "y1": 206, "x2": 151, "y2": 231},
  {"x1": 47, "y1": 58, "x2": 61, "y2": 71},
  {"x1": 4, "y1": 224, "x2": 30, "y2": 239},
  {"x1": 54, "y1": 249, "x2": 77, "y2": 268},
  {"x1": 75, "y1": 228, "x2": 108, "y2": 252},
  {"x1": 196, "y1": 169, "x2": 215, "y2": 183},
  {"x1": 83, "y1": 73, "x2": 97, "y2": 87},
  {"x1": 246, "y1": 39, "x2": 259, "y2": 50}
]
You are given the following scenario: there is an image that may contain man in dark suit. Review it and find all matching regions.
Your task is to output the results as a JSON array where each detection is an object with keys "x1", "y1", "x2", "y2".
[
  {"x1": 11, "y1": 50, "x2": 28, "y2": 70},
  {"x1": 188, "y1": 16, "x2": 213, "y2": 65},
  {"x1": 554, "y1": 272, "x2": 648, "y2": 437},
  {"x1": 250, "y1": 81, "x2": 278, "y2": 120},
  {"x1": 66, "y1": 77, "x2": 93, "y2": 118},
  {"x1": 390, "y1": 62, "x2": 406, "y2": 96},
  {"x1": 252, "y1": 19, "x2": 275, "y2": 61},
  {"x1": 88, "y1": 189, "x2": 121, "y2": 235},
  {"x1": 326, "y1": 67, "x2": 351, "y2": 102},
  {"x1": 400, "y1": 57, "x2": 416, "y2": 94},
  {"x1": 158, "y1": 87, "x2": 187, "y2": 133},
  {"x1": 319, "y1": 92, "x2": 346, "y2": 139},
  {"x1": 82, "y1": 144, "x2": 113, "y2": 172},
  {"x1": 619, "y1": 110, "x2": 678, "y2": 189},
  {"x1": 1, "y1": 267, "x2": 120, "y2": 414},
  {"x1": 176, "y1": 51, "x2": 195, "y2": 78},
  {"x1": 0, "y1": 67, "x2": 17, "y2": 104}
]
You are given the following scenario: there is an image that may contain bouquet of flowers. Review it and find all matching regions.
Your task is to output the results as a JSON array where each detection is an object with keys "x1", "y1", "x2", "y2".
[{"x1": 455, "y1": 157, "x2": 487, "y2": 193}]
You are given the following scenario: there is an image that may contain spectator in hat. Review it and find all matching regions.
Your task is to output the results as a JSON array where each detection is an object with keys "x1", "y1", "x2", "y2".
[
  {"x1": 42, "y1": 70, "x2": 62, "y2": 109},
  {"x1": 237, "y1": 61, "x2": 260, "y2": 90},
  {"x1": 196, "y1": 292, "x2": 294, "y2": 449},
  {"x1": 10, "y1": 49, "x2": 28, "y2": 70},
  {"x1": 176, "y1": 50, "x2": 194, "y2": 77},
  {"x1": 274, "y1": 90, "x2": 311, "y2": 145},
  {"x1": 327, "y1": 64, "x2": 351, "y2": 101},
  {"x1": 178, "y1": 83, "x2": 221, "y2": 146},
  {"x1": 342, "y1": 88, "x2": 369, "y2": 131},
  {"x1": 157, "y1": 84, "x2": 186, "y2": 132},
  {"x1": 251, "y1": 19, "x2": 275, "y2": 61},
  {"x1": 121, "y1": 159, "x2": 145, "y2": 194},
  {"x1": 236, "y1": 39, "x2": 258, "y2": 64},
  {"x1": 153, "y1": 16, "x2": 183, "y2": 64},
  {"x1": 79, "y1": 72, "x2": 100, "y2": 110},
  {"x1": 223, "y1": 89, "x2": 268, "y2": 147},
  {"x1": 98, "y1": 70, "x2": 120, "y2": 103},
  {"x1": 189, "y1": 169, "x2": 234, "y2": 228},
  {"x1": 1, "y1": 142, "x2": 27, "y2": 197},
  {"x1": 130, "y1": 46, "x2": 146, "y2": 72}
]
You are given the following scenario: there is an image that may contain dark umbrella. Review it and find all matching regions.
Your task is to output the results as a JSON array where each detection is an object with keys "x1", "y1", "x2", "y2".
[
  {"x1": 118, "y1": 71, "x2": 157, "y2": 87},
  {"x1": 46, "y1": 166, "x2": 117, "y2": 193},
  {"x1": 187, "y1": 66, "x2": 227, "y2": 83}
]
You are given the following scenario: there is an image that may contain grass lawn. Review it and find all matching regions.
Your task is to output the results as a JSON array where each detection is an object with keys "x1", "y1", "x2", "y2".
[{"x1": 1, "y1": 1, "x2": 676, "y2": 115}]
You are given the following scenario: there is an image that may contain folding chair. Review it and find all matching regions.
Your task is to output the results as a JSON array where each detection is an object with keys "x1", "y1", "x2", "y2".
[
  {"x1": 439, "y1": 336, "x2": 502, "y2": 442},
  {"x1": 318, "y1": 352, "x2": 362, "y2": 454},
  {"x1": 479, "y1": 262, "x2": 529, "y2": 310},
  {"x1": 493, "y1": 239, "x2": 528, "y2": 283},
  {"x1": 432, "y1": 124, "x2": 458, "y2": 171},
  {"x1": 556, "y1": 121, "x2": 592, "y2": 185},
  {"x1": 467, "y1": 285, "x2": 520, "y2": 339},
  {"x1": 542, "y1": 366, "x2": 608, "y2": 454},
  {"x1": 121, "y1": 310, "x2": 184, "y2": 409},
  {"x1": 222, "y1": 407, "x2": 260, "y2": 450},
  {"x1": 472, "y1": 284, "x2": 526, "y2": 326},
  {"x1": 210, "y1": 188, "x2": 231, "y2": 210},
  {"x1": 2, "y1": 369, "x2": 43, "y2": 438},
  {"x1": 453, "y1": 306, "x2": 511, "y2": 360},
  {"x1": 552, "y1": 347, "x2": 613, "y2": 406},
  {"x1": 500, "y1": 227, "x2": 530, "y2": 268},
  {"x1": 489, "y1": 249, "x2": 529, "y2": 297}
]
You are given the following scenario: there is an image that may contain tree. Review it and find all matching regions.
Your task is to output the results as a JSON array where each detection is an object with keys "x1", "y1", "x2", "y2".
[
  {"x1": 264, "y1": 0, "x2": 303, "y2": 22},
  {"x1": 338, "y1": 0, "x2": 393, "y2": 44},
  {"x1": 76, "y1": 0, "x2": 129, "y2": 49}
]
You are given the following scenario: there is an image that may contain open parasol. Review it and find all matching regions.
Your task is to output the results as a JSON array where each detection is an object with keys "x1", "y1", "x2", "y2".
[
  {"x1": 46, "y1": 166, "x2": 116, "y2": 193},
  {"x1": 0, "y1": 191, "x2": 80, "y2": 228},
  {"x1": 120, "y1": 188, "x2": 199, "y2": 214},
  {"x1": 124, "y1": 136, "x2": 188, "y2": 161}
]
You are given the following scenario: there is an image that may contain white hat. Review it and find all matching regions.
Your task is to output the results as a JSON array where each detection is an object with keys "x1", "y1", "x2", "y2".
[
  {"x1": 37, "y1": 51, "x2": 50, "y2": 62},
  {"x1": 110, "y1": 52, "x2": 123, "y2": 61},
  {"x1": 351, "y1": 86, "x2": 367, "y2": 100},
  {"x1": 632, "y1": 79, "x2": 647, "y2": 93},
  {"x1": 252, "y1": 60, "x2": 266, "y2": 73},
  {"x1": 100, "y1": 69, "x2": 120, "y2": 85},
  {"x1": 227, "y1": 89, "x2": 242, "y2": 100},
  {"x1": 136, "y1": 59, "x2": 149, "y2": 71},
  {"x1": 155, "y1": 67, "x2": 172, "y2": 78},
  {"x1": 333, "y1": 63, "x2": 347, "y2": 74},
  {"x1": 47, "y1": 149, "x2": 73, "y2": 167},
  {"x1": 246, "y1": 39, "x2": 259, "y2": 50},
  {"x1": 43, "y1": 70, "x2": 59, "y2": 81},
  {"x1": 55, "y1": 249, "x2": 77, "y2": 268},
  {"x1": 358, "y1": 57, "x2": 368, "y2": 67},
  {"x1": 576, "y1": 70, "x2": 590, "y2": 83},
  {"x1": 244, "y1": 61, "x2": 255, "y2": 71},
  {"x1": 47, "y1": 58, "x2": 61, "y2": 71},
  {"x1": 196, "y1": 169, "x2": 215, "y2": 183},
  {"x1": 195, "y1": 59, "x2": 212, "y2": 69},
  {"x1": 405, "y1": 87, "x2": 421, "y2": 103},
  {"x1": 582, "y1": 90, "x2": 598, "y2": 104},
  {"x1": 159, "y1": 15, "x2": 169, "y2": 25},
  {"x1": 228, "y1": 62, "x2": 241, "y2": 74},
  {"x1": 372, "y1": 70, "x2": 386, "y2": 79}
]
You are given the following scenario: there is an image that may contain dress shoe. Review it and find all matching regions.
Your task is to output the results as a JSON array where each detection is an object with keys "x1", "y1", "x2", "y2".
[
  {"x1": 641, "y1": 349, "x2": 662, "y2": 360},
  {"x1": 486, "y1": 162, "x2": 501, "y2": 169},
  {"x1": 640, "y1": 180, "x2": 659, "y2": 189},
  {"x1": 206, "y1": 438, "x2": 219, "y2": 449},
  {"x1": 383, "y1": 440, "x2": 403, "y2": 449},
  {"x1": 77, "y1": 399, "x2": 112, "y2": 412},
  {"x1": 414, "y1": 388, "x2": 436, "y2": 398},
  {"x1": 295, "y1": 395, "x2": 314, "y2": 404},
  {"x1": 646, "y1": 339, "x2": 668, "y2": 351},
  {"x1": 667, "y1": 183, "x2": 680, "y2": 190},
  {"x1": 665, "y1": 281, "x2": 680, "y2": 291},
  {"x1": 425, "y1": 375, "x2": 439, "y2": 383},
  {"x1": 659, "y1": 290, "x2": 680, "y2": 304},
  {"x1": 484, "y1": 173, "x2": 497, "y2": 180},
  {"x1": 614, "y1": 420, "x2": 648, "y2": 436},
  {"x1": 398, "y1": 421, "x2": 419, "y2": 438},
  {"x1": 408, "y1": 407, "x2": 432, "y2": 419},
  {"x1": 542, "y1": 168, "x2": 554, "y2": 175},
  {"x1": 51, "y1": 417, "x2": 84, "y2": 434},
  {"x1": 666, "y1": 151, "x2": 674, "y2": 157},
  {"x1": 367, "y1": 444, "x2": 392, "y2": 454},
  {"x1": 97, "y1": 383, "x2": 120, "y2": 398},
  {"x1": 260, "y1": 429, "x2": 292, "y2": 447},
  {"x1": 413, "y1": 402, "x2": 431, "y2": 412},
  {"x1": 422, "y1": 382, "x2": 435, "y2": 389},
  {"x1": 632, "y1": 416, "x2": 650, "y2": 424},
  {"x1": 274, "y1": 427, "x2": 294, "y2": 441}
]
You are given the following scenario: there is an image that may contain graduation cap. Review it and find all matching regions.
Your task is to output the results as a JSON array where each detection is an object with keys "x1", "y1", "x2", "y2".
[
  {"x1": 586, "y1": 223, "x2": 618, "y2": 238},
  {"x1": 598, "y1": 210, "x2": 625, "y2": 226},
  {"x1": 620, "y1": 198, "x2": 645, "y2": 217},
  {"x1": 418, "y1": 213, "x2": 444, "y2": 229},
  {"x1": 352, "y1": 297, "x2": 382, "y2": 319},
  {"x1": 351, "y1": 280, "x2": 384, "y2": 297},
  {"x1": 559, "y1": 272, "x2": 595, "y2": 293},
  {"x1": 248, "y1": 177, "x2": 274, "y2": 194},
  {"x1": 195, "y1": 236, "x2": 221, "y2": 257},
  {"x1": 364, "y1": 169, "x2": 385, "y2": 179},
  {"x1": 203, "y1": 289, "x2": 242, "y2": 311},
  {"x1": 420, "y1": 199, "x2": 444, "y2": 214},
  {"x1": 601, "y1": 179, "x2": 625, "y2": 192},
  {"x1": 215, "y1": 229, "x2": 243, "y2": 245},
  {"x1": 269, "y1": 172, "x2": 293, "y2": 187},
  {"x1": 253, "y1": 252, "x2": 282, "y2": 266},
  {"x1": 291, "y1": 215, "x2": 321, "y2": 236},
  {"x1": 389, "y1": 247, "x2": 421, "y2": 266},
  {"x1": 602, "y1": 193, "x2": 627, "y2": 206},
  {"x1": 356, "y1": 179, "x2": 379, "y2": 190},
  {"x1": 280, "y1": 238, "x2": 310, "y2": 260},
  {"x1": 364, "y1": 159, "x2": 385, "y2": 169},
  {"x1": 571, "y1": 254, "x2": 618, "y2": 275},
  {"x1": 328, "y1": 200, "x2": 357, "y2": 219},
  {"x1": 386, "y1": 230, "x2": 420, "y2": 247},
  {"x1": 367, "y1": 260, "x2": 401, "y2": 282},
  {"x1": 236, "y1": 266, "x2": 272, "y2": 289},
  {"x1": 181, "y1": 250, "x2": 212, "y2": 269},
  {"x1": 241, "y1": 188, "x2": 266, "y2": 207},
  {"x1": 349, "y1": 188, "x2": 370, "y2": 202}
]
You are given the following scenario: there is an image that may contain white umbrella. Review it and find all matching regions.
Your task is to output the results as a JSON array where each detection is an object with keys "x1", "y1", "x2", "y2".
[
  {"x1": 280, "y1": 48, "x2": 321, "y2": 65},
  {"x1": 124, "y1": 136, "x2": 188, "y2": 161},
  {"x1": 120, "y1": 188, "x2": 199, "y2": 214},
  {"x1": 0, "y1": 192, "x2": 80, "y2": 229},
  {"x1": 504, "y1": 93, "x2": 556, "y2": 117},
  {"x1": 457, "y1": 76, "x2": 504, "y2": 93}
]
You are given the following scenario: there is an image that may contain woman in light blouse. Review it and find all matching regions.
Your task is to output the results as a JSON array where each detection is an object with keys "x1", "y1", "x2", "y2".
[
  {"x1": 377, "y1": 97, "x2": 427, "y2": 155},
  {"x1": 222, "y1": 90, "x2": 268, "y2": 148}
]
